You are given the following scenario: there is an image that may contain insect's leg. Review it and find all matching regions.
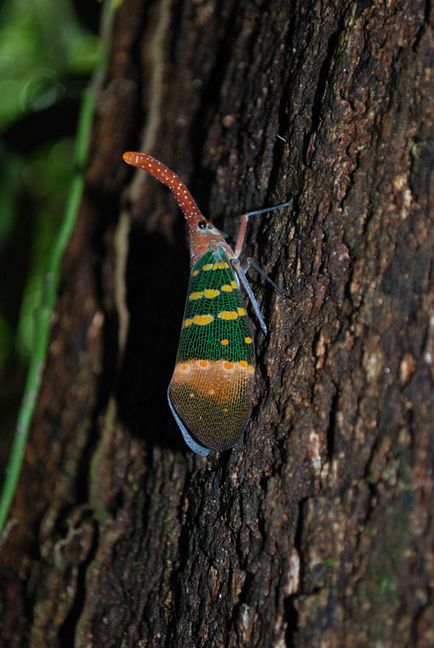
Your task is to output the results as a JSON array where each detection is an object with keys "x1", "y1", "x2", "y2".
[
  {"x1": 234, "y1": 200, "x2": 293, "y2": 258},
  {"x1": 167, "y1": 388, "x2": 210, "y2": 456},
  {"x1": 231, "y1": 200, "x2": 292, "y2": 333},
  {"x1": 244, "y1": 257, "x2": 288, "y2": 299},
  {"x1": 234, "y1": 215, "x2": 249, "y2": 258},
  {"x1": 231, "y1": 258, "x2": 268, "y2": 336}
]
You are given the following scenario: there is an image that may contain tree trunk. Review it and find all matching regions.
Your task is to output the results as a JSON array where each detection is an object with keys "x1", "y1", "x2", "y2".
[{"x1": 1, "y1": 0, "x2": 433, "y2": 646}]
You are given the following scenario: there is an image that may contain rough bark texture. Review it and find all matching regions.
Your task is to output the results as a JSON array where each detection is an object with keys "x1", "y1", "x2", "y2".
[{"x1": 1, "y1": 0, "x2": 433, "y2": 646}]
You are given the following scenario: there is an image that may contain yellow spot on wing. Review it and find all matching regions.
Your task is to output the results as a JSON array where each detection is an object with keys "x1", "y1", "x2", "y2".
[
  {"x1": 203, "y1": 289, "x2": 220, "y2": 298},
  {"x1": 231, "y1": 281, "x2": 238, "y2": 289},
  {"x1": 245, "y1": 336, "x2": 252, "y2": 344},
  {"x1": 218, "y1": 311, "x2": 238, "y2": 320},
  {"x1": 220, "y1": 339, "x2": 229, "y2": 346},
  {"x1": 221, "y1": 284, "x2": 233, "y2": 292},
  {"x1": 184, "y1": 318, "x2": 193, "y2": 328},
  {"x1": 192, "y1": 270, "x2": 199, "y2": 276},
  {"x1": 189, "y1": 291, "x2": 203, "y2": 301},
  {"x1": 237, "y1": 307, "x2": 247, "y2": 316},
  {"x1": 193, "y1": 314, "x2": 214, "y2": 325},
  {"x1": 212, "y1": 261, "x2": 230, "y2": 270},
  {"x1": 203, "y1": 263, "x2": 213, "y2": 271},
  {"x1": 239, "y1": 360, "x2": 249, "y2": 368}
]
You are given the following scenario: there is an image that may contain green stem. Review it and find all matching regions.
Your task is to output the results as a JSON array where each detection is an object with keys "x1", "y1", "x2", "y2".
[{"x1": 0, "y1": 0, "x2": 117, "y2": 533}]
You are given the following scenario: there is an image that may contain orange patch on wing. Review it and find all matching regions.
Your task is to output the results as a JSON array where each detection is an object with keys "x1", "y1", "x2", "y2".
[
  {"x1": 169, "y1": 359, "x2": 255, "y2": 451},
  {"x1": 171, "y1": 359, "x2": 254, "y2": 405}
]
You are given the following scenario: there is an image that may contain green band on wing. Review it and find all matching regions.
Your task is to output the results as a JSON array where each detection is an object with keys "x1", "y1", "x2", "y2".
[{"x1": 176, "y1": 250, "x2": 254, "y2": 365}]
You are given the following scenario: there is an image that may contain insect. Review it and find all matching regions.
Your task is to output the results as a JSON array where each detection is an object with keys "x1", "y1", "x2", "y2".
[{"x1": 123, "y1": 151, "x2": 290, "y2": 456}]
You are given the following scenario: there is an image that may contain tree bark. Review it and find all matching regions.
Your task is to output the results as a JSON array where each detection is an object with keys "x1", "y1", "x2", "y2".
[{"x1": 1, "y1": 0, "x2": 433, "y2": 646}]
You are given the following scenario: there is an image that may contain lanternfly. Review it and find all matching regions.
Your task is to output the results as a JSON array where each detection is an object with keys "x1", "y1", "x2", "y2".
[{"x1": 123, "y1": 152, "x2": 290, "y2": 456}]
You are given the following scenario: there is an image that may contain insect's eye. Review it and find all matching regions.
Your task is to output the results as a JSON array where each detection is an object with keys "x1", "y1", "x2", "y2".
[{"x1": 198, "y1": 221, "x2": 207, "y2": 230}]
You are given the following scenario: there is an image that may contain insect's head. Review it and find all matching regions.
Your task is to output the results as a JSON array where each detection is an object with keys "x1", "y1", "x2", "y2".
[
  {"x1": 122, "y1": 151, "x2": 228, "y2": 258},
  {"x1": 196, "y1": 219, "x2": 220, "y2": 236},
  {"x1": 188, "y1": 214, "x2": 228, "y2": 261}
]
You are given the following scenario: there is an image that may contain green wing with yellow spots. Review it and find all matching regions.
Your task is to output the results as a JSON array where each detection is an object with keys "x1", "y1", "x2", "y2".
[
  {"x1": 177, "y1": 249, "x2": 254, "y2": 365},
  {"x1": 168, "y1": 248, "x2": 255, "y2": 452}
]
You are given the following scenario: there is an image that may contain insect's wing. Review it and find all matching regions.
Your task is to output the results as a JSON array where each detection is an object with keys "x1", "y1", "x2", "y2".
[
  {"x1": 167, "y1": 387, "x2": 210, "y2": 456},
  {"x1": 168, "y1": 249, "x2": 255, "y2": 452}
]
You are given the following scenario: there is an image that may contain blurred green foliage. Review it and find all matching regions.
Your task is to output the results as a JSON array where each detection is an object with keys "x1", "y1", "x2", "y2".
[
  {"x1": 0, "y1": 0, "x2": 99, "y2": 452},
  {"x1": 0, "y1": 0, "x2": 98, "y2": 129}
]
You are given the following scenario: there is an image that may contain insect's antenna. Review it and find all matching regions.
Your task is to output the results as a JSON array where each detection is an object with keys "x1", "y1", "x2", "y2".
[
  {"x1": 234, "y1": 200, "x2": 293, "y2": 258},
  {"x1": 123, "y1": 151, "x2": 204, "y2": 224},
  {"x1": 244, "y1": 200, "x2": 293, "y2": 218}
]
